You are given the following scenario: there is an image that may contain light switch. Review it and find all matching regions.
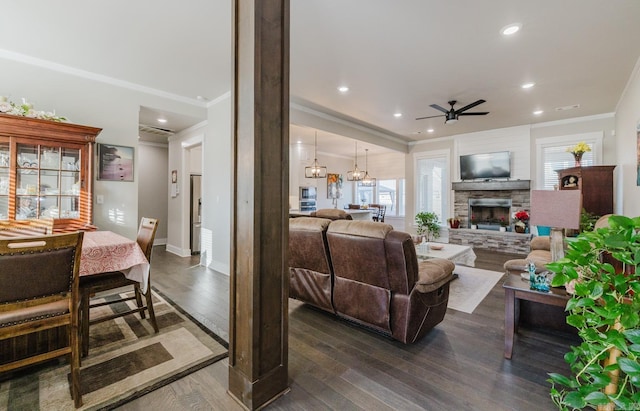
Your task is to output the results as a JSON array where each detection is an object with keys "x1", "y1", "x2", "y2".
[{"x1": 97, "y1": 195, "x2": 104, "y2": 204}]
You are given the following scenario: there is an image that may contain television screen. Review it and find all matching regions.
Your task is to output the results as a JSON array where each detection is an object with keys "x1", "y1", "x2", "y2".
[{"x1": 459, "y1": 151, "x2": 511, "y2": 180}]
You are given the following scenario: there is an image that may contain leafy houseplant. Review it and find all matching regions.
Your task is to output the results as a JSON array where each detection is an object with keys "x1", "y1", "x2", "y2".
[
  {"x1": 547, "y1": 215, "x2": 640, "y2": 411},
  {"x1": 415, "y1": 211, "x2": 440, "y2": 241}
]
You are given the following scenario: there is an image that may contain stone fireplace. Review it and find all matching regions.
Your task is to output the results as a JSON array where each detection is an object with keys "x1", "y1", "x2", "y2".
[
  {"x1": 468, "y1": 198, "x2": 512, "y2": 230},
  {"x1": 449, "y1": 180, "x2": 532, "y2": 253}
]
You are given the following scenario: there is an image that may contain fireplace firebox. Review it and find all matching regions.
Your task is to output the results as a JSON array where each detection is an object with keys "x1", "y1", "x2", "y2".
[{"x1": 468, "y1": 198, "x2": 512, "y2": 230}]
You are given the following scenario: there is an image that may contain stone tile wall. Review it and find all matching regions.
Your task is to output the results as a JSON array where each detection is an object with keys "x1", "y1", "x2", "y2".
[{"x1": 449, "y1": 228, "x2": 532, "y2": 254}]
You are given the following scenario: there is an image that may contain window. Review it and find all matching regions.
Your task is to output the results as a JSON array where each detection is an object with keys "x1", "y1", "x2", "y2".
[
  {"x1": 357, "y1": 178, "x2": 405, "y2": 217},
  {"x1": 536, "y1": 132, "x2": 603, "y2": 190},
  {"x1": 414, "y1": 151, "x2": 449, "y2": 223}
]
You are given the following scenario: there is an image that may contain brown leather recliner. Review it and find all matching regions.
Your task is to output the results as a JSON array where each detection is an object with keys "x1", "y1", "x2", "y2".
[
  {"x1": 310, "y1": 208, "x2": 353, "y2": 220},
  {"x1": 288, "y1": 217, "x2": 335, "y2": 313},
  {"x1": 326, "y1": 220, "x2": 454, "y2": 343}
]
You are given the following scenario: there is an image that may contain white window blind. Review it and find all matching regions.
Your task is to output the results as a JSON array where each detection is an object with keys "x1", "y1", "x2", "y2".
[{"x1": 541, "y1": 143, "x2": 594, "y2": 190}]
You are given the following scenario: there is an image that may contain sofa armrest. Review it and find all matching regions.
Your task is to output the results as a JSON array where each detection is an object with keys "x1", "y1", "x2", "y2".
[{"x1": 415, "y1": 259, "x2": 455, "y2": 293}]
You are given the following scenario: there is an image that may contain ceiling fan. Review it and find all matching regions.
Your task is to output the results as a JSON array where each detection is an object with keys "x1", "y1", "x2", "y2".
[{"x1": 416, "y1": 99, "x2": 489, "y2": 124}]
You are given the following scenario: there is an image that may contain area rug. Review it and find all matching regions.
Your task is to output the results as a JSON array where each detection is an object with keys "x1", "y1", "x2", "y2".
[
  {"x1": 0, "y1": 288, "x2": 228, "y2": 411},
  {"x1": 447, "y1": 265, "x2": 504, "y2": 314}
]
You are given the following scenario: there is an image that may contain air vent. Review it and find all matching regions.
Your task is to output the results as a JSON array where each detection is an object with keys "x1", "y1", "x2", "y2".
[
  {"x1": 138, "y1": 124, "x2": 175, "y2": 136},
  {"x1": 555, "y1": 104, "x2": 580, "y2": 111}
]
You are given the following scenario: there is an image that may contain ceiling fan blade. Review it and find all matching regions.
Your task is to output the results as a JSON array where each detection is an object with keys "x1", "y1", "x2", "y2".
[
  {"x1": 429, "y1": 104, "x2": 450, "y2": 114},
  {"x1": 455, "y1": 99, "x2": 486, "y2": 114},
  {"x1": 457, "y1": 112, "x2": 489, "y2": 116},
  {"x1": 415, "y1": 114, "x2": 445, "y2": 120}
]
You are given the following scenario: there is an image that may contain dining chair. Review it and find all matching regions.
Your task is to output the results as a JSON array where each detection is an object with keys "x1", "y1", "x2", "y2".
[
  {"x1": 0, "y1": 232, "x2": 84, "y2": 408},
  {"x1": 80, "y1": 217, "x2": 159, "y2": 356}
]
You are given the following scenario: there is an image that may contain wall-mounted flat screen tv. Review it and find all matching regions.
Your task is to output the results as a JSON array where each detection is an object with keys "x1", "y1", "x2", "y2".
[{"x1": 459, "y1": 151, "x2": 511, "y2": 180}]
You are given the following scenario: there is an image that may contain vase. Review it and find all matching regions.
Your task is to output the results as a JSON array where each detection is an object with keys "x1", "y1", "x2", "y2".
[
  {"x1": 499, "y1": 226, "x2": 506, "y2": 232},
  {"x1": 573, "y1": 152, "x2": 583, "y2": 167},
  {"x1": 515, "y1": 225, "x2": 525, "y2": 233}
]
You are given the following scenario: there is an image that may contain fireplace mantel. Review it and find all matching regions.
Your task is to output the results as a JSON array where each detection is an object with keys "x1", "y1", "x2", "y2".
[{"x1": 452, "y1": 180, "x2": 530, "y2": 191}]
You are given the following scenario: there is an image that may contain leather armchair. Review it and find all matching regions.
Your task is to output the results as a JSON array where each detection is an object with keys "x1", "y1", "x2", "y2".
[
  {"x1": 326, "y1": 220, "x2": 454, "y2": 343},
  {"x1": 288, "y1": 217, "x2": 334, "y2": 312},
  {"x1": 504, "y1": 236, "x2": 552, "y2": 274}
]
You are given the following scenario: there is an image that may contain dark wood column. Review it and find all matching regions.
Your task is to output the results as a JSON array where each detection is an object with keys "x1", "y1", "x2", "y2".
[{"x1": 228, "y1": 0, "x2": 290, "y2": 409}]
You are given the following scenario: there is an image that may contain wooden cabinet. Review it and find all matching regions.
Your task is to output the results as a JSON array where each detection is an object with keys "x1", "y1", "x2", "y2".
[
  {"x1": 556, "y1": 165, "x2": 615, "y2": 217},
  {"x1": 0, "y1": 113, "x2": 101, "y2": 232}
]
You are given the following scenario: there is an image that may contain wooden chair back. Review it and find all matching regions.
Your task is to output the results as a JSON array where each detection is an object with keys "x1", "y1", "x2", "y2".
[
  {"x1": 0, "y1": 232, "x2": 84, "y2": 407},
  {"x1": 136, "y1": 217, "x2": 159, "y2": 262}
]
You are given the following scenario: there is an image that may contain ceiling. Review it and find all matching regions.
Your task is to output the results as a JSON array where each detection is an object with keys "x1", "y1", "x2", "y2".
[{"x1": 2, "y1": 1, "x2": 640, "y2": 156}]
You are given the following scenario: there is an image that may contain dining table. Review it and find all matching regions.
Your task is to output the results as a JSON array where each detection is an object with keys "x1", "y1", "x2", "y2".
[{"x1": 80, "y1": 230, "x2": 150, "y2": 292}]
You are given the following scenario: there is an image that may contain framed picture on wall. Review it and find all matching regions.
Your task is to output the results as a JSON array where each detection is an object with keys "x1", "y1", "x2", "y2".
[
  {"x1": 327, "y1": 173, "x2": 343, "y2": 199},
  {"x1": 97, "y1": 143, "x2": 134, "y2": 181}
]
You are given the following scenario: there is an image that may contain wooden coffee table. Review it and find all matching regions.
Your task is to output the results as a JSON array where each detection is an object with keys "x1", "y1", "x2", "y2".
[{"x1": 503, "y1": 273, "x2": 570, "y2": 359}]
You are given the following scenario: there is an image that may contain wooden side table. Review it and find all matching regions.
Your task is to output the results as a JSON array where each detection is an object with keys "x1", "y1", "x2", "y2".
[{"x1": 503, "y1": 273, "x2": 570, "y2": 359}]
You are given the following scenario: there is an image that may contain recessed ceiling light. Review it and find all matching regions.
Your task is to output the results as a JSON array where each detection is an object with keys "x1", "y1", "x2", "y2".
[
  {"x1": 521, "y1": 82, "x2": 535, "y2": 89},
  {"x1": 157, "y1": 118, "x2": 167, "y2": 123},
  {"x1": 394, "y1": 113, "x2": 402, "y2": 118},
  {"x1": 338, "y1": 86, "x2": 349, "y2": 93},
  {"x1": 533, "y1": 110, "x2": 544, "y2": 115},
  {"x1": 427, "y1": 129, "x2": 434, "y2": 133},
  {"x1": 501, "y1": 23, "x2": 522, "y2": 36}
]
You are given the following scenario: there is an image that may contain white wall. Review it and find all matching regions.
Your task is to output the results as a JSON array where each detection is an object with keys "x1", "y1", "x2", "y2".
[
  {"x1": 138, "y1": 140, "x2": 169, "y2": 243},
  {"x1": 0, "y1": 57, "x2": 206, "y2": 239},
  {"x1": 201, "y1": 95, "x2": 232, "y2": 274},
  {"x1": 615, "y1": 59, "x2": 640, "y2": 217}
]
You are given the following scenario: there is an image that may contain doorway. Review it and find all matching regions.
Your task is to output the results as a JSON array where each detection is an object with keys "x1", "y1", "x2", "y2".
[{"x1": 190, "y1": 174, "x2": 202, "y2": 255}]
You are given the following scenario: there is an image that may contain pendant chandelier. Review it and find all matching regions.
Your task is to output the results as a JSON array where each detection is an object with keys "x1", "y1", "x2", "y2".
[
  {"x1": 360, "y1": 148, "x2": 377, "y2": 187},
  {"x1": 347, "y1": 141, "x2": 363, "y2": 181},
  {"x1": 304, "y1": 131, "x2": 327, "y2": 178}
]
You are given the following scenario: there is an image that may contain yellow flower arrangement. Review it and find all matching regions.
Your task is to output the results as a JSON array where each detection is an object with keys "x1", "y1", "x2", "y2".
[{"x1": 566, "y1": 141, "x2": 591, "y2": 156}]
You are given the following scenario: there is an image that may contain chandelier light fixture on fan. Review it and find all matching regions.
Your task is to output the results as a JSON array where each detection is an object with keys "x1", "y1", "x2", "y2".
[
  {"x1": 347, "y1": 141, "x2": 363, "y2": 181},
  {"x1": 304, "y1": 131, "x2": 327, "y2": 178},
  {"x1": 360, "y1": 148, "x2": 376, "y2": 187}
]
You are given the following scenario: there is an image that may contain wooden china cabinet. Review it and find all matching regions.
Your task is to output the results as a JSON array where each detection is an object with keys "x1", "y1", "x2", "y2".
[
  {"x1": 0, "y1": 113, "x2": 102, "y2": 232},
  {"x1": 556, "y1": 165, "x2": 616, "y2": 217}
]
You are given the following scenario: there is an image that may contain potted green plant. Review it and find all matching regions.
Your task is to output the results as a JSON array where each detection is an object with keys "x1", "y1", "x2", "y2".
[
  {"x1": 415, "y1": 211, "x2": 440, "y2": 242},
  {"x1": 547, "y1": 215, "x2": 640, "y2": 411}
]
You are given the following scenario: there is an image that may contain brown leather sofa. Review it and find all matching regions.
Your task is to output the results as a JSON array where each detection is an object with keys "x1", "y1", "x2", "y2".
[
  {"x1": 309, "y1": 208, "x2": 353, "y2": 220},
  {"x1": 289, "y1": 217, "x2": 455, "y2": 343},
  {"x1": 503, "y1": 236, "x2": 552, "y2": 274}
]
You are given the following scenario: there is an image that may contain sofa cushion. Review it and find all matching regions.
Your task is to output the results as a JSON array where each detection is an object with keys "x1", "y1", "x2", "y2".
[
  {"x1": 415, "y1": 259, "x2": 455, "y2": 293},
  {"x1": 530, "y1": 236, "x2": 550, "y2": 251},
  {"x1": 310, "y1": 209, "x2": 353, "y2": 220},
  {"x1": 289, "y1": 216, "x2": 331, "y2": 232},
  {"x1": 327, "y1": 220, "x2": 393, "y2": 239}
]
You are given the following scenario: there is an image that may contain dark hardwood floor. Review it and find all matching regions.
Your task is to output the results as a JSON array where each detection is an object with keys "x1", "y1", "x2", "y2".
[{"x1": 117, "y1": 246, "x2": 577, "y2": 411}]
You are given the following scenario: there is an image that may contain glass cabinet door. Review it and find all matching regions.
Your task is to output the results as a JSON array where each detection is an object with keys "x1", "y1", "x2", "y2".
[
  {"x1": 0, "y1": 141, "x2": 9, "y2": 220},
  {"x1": 15, "y1": 144, "x2": 81, "y2": 220}
]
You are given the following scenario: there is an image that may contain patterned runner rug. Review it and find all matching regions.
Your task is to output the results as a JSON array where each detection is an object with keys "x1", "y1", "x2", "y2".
[
  {"x1": 0, "y1": 288, "x2": 228, "y2": 410},
  {"x1": 448, "y1": 265, "x2": 505, "y2": 314}
]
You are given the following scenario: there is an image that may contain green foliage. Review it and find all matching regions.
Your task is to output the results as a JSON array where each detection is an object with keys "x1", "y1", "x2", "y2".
[
  {"x1": 415, "y1": 211, "x2": 440, "y2": 241},
  {"x1": 547, "y1": 215, "x2": 640, "y2": 410},
  {"x1": 580, "y1": 208, "x2": 600, "y2": 233}
]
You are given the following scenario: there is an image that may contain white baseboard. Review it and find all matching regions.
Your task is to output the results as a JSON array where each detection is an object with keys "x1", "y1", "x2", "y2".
[
  {"x1": 154, "y1": 237, "x2": 167, "y2": 246},
  {"x1": 165, "y1": 244, "x2": 191, "y2": 257},
  {"x1": 208, "y1": 260, "x2": 230, "y2": 276}
]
